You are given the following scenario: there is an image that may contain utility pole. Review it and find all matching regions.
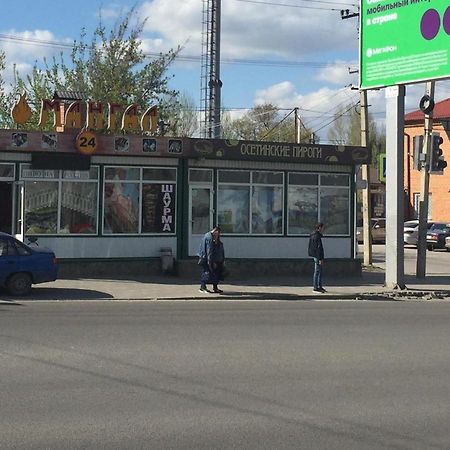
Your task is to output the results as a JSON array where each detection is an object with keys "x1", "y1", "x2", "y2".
[
  {"x1": 416, "y1": 81, "x2": 435, "y2": 278},
  {"x1": 340, "y1": 8, "x2": 372, "y2": 265},
  {"x1": 360, "y1": 90, "x2": 372, "y2": 265},
  {"x1": 385, "y1": 85, "x2": 406, "y2": 289},
  {"x1": 294, "y1": 107, "x2": 300, "y2": 143}
]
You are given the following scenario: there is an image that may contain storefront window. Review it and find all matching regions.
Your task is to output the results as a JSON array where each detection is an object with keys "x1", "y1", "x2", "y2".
[
  {"x1": 142, "y1": 184, "x2": 176, "y2": 233},
  {"x1": 217, "y1": 170, "x2": 283, "y2": 235},
  {"x1": 218, "y1": 185, "x2": 250, "y2": 233},
  {"x1": 103, "y1": 166, "x2": 177, "y2": 235},
  {"x1": 288, "y1": 172, "x2": 350, "y2": 235},
  {"x1": 105, "y1": 167, "x2": 140, "y2": 181},
  {"x1": 21, "y1": 164, "x2": 99, "y2": 235},
  {"x1": 252, "y1": 186, "x2": 283, "y2": 234},
  {"x1": 25, "y1": 181, "x2": 58, "y2": 234},
  {"x1": 319, "y1": 174, "x2": 349, "y2": 234},
  {"x1": 60, "y1": 182, "x2": 97, "y2": 234},
  {"x1": 104, "y1": 182, "x2": 139, "y2": 234},
  {"x1": 0, "y1": 163, "x2": 15, "y2": 179},
  {"x1": 320, "y1": 188, "x2": 349, "y2": 234},
  {"x1": 288, "y1": 186, "x2": 318, "y2": 234},
  {"x1": 288, "y1": 173, "x2": 318, "y2": 234}
]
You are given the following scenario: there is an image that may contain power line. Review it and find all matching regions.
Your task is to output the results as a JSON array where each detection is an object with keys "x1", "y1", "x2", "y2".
[
  {"x1": 234, "y1": 0, "x2": 357, "y2": 11},
  {"x1": 312, "y1": 101, "x2": 358, "y2": 135},
  {"x1": 259, "y1": 108, "x2": 295, "y2": 140},
  {"x1": 0, "y1": 33, "x2": 348, "y2": 69}
]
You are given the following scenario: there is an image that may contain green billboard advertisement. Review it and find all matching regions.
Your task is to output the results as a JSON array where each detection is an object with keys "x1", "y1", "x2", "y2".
[{"x1": 360, "y1": 0, "x2": 450, "y2": 89}]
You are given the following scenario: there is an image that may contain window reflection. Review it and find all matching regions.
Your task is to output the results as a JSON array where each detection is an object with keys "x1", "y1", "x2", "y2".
[
  {"x1": 218, "y1": 185, "x2": 250, "y2": 233},
  {"x1": 252, "y1": 186, "x2": 283, "y2": 234},
  {"x1": 288, "y1": 187, "x2": 318, "y2": 234},
  {"x1": 25, "y1": 181, "x2": 58, "y2": 234}
]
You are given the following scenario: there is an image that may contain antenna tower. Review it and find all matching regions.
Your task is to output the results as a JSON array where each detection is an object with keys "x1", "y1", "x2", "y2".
[{"x1": 200, "y1": 0, "x2": 222, "y2": 138}]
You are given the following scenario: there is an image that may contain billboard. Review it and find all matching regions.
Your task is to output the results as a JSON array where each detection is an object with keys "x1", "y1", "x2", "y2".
[{"x1": 360, "y1": 0, "x2": 450, "y2": 89}]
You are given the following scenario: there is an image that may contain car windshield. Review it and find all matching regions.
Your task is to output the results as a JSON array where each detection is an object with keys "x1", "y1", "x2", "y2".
[
  {"x1": 431, "y1": 223, "x2": 446, "y2": 230},
  {"x1": 404, "y1": 221, "x2": 418, "y2": 228}
]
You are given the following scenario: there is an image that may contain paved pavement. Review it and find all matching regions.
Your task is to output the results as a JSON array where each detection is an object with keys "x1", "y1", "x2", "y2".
[{"x1": 1, "y1": 266, "x2": 450, "y2": 302}]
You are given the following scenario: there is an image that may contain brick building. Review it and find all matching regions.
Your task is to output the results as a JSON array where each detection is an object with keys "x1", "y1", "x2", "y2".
[{"x1": 404, "y1": 98, "x2": 450, "y2": 221}]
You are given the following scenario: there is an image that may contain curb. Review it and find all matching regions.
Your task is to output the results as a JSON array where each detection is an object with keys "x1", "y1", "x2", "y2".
[{"x1": 2, "y1": 290, "x2": 449, "y2": 303}]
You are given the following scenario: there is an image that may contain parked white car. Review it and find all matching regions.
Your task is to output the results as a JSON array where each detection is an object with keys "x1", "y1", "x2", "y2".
[{"x1": 404, "y1": 220, "x2": 436, "y2": 246}]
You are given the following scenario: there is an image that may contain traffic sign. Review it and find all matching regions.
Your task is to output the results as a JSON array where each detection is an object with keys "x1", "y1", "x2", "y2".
[{"x1": 379, "y1": 153, "x2": 386, "y2": 183}]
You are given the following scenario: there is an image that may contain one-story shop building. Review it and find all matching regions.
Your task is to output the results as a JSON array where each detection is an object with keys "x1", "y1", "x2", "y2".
[{"x1": 0, "y1": 98, "x2": 369, "y2": 276}]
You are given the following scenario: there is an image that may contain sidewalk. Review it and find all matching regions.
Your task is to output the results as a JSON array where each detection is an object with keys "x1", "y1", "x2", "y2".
[{"x1": 1, "y1": 267, "x2": 450, "y2": 302}]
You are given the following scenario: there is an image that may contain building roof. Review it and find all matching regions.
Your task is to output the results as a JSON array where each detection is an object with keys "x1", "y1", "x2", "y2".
[
  {"x1": 53, "y1": 90, "x2": 89, "y2": 101},
  {"x1": 405, "y1": 97, "x2": 450, "y2": 123}
]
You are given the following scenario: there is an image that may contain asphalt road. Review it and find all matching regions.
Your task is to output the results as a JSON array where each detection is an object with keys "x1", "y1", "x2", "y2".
[{"x1": 2, "y1": 300, "x2": 450, "y2": 449}]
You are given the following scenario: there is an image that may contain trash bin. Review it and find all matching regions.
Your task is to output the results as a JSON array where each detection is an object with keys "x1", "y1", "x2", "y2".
[{"x1": 160, "y1": 247, "x2": 174, "y2": 274}]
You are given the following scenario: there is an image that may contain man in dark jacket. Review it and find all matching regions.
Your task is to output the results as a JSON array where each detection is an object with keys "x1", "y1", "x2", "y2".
[
  {"x1": 198, "y1": 225, "x2": 221, "y2": 293},
  {"x1": 308, "y1": 222, "x2": 326, "y2": 293}
]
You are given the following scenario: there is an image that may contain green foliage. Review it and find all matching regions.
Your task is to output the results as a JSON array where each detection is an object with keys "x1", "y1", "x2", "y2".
[
  {"x1": 0, "y1": 51, "x2": 16, "y2": 129},
  {"x1": 166, "y1": 92, "x2": 198, "y2": 137},
  {"x1": 222, "y1": 103, "x2": 312, "y2": 142},
  {"x1": 327, "y1": 101, "x2": 386, "y2": 165},
  {"x1": 12, "y1": 7, "x2": 180, "y2": 131}
]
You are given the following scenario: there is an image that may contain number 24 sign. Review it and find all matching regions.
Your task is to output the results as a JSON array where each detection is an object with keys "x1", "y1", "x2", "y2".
[{"x1": 76, "y1": 130, "x2": 98, "y2": 155}]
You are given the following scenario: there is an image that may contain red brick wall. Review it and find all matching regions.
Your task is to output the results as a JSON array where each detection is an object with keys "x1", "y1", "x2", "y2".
[{"x1": 404, "y1": 123, "x2": 450, "y2": 221}]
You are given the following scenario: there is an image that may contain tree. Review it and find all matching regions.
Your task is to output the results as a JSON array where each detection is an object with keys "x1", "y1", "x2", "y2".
[
  {"x1": 167, "y1": 92, "x2": 198, "y2": 137},
  {"x1": 0, "y1": 50, "x2": 16, "y2": 129},
  {"x1": 12, "y1": 7, "x2": 181, "y2": 131},
  {"x1": 327, "y1": 102, "x2": 385, "y2": 164},
  {"x1": 222, "y1": 103, "x2": 312, "y2": 142}
]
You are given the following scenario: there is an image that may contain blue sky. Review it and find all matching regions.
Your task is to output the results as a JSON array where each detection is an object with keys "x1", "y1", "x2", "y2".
[{"x1": 3, "y1": 0, "x2": 450, "y2": 141}]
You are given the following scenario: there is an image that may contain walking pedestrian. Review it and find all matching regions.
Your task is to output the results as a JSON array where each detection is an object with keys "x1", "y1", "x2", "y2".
[
  {"x1": 210, "y1": 233, "x2": 225, "y2": 293},
  {"x1": 197, "y1": 225, "x2": 221, "y2": 293},
  {"x1": 308, "y1": 222, "x2": 326, "y2": 293}
]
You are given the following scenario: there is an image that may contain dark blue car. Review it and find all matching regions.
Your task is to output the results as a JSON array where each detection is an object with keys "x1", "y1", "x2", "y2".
[{"x1": 0, "y1": 233, "x2": 57, "y2": 295}]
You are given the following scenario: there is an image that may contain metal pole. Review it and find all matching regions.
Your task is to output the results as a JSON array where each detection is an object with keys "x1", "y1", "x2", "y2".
[
  {"x1": 360, "y1": 90, "x2": 372, "y2": 265},
  {"x1": 416, "y1": 81, "x2": 435, "y2": 278},
  {"x1": 385, "y1": 85, "x2": 405, "y2": 289},
  {"x1": 212, "y1": 0, "x2": 222, "y2": 138},
  {"x1": 294, "y1": 107, "x2": 300, "y2": 143}
]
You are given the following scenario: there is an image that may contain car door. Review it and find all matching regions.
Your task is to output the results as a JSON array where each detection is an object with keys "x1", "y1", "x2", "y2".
[{"x1": 0, "y1": 237, "x2": 19, "y2": 283}]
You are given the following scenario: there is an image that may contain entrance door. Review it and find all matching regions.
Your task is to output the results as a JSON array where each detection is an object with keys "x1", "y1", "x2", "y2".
[
  {"x1": 189, "y1": 186, "x2": 213, "y2": 256},
  {"x1": 0, "y1": 182, "x2": 13, "y2": 234},
  {"x1": 14, "y1": 182, "x2": 25, "y2": 242}
]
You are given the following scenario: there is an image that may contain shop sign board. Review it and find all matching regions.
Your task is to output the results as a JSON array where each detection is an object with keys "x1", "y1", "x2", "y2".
[
  {"x1": 191, "y1": 139, "x2": 371, "y2": 165},
  {"x1": 10, "y1": 93, "x2": 159, "y2": 134},
  {"x1": 360, "y1": 0, "x2": 450, "y2": 89}
]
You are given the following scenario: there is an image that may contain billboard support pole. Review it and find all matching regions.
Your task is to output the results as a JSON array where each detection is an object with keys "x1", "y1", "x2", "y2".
[
  {"x1": 385, "y1": 85, "x2": 405, "y2": 289},
  {"x1": 360, "y1": 89, "x2": 372, "y2": 265},
  {"x1": 416, "y1": 81, "x2": 435, "y2": 278}
]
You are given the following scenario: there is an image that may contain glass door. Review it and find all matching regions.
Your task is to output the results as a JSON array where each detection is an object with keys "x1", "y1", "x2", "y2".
[
  {"x1": 189, "y1": 186, "x2": 213, "y2": 256},
  {"x1": 14, "y1": 182, "x2": 25, "y2": 242}
]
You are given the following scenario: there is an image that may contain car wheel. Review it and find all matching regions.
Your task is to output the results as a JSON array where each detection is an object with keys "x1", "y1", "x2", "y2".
[
  {"x1": 427, "y1": 245, "x2": 433, "y2": 251},
  {"x1": 7, "y1": 273, "x2": 32, "y2": 296}
]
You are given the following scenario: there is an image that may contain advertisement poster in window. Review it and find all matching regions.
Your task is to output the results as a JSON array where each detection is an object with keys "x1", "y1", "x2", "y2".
[
  {"x1": 142, "y1": 184, "x2": 176, "y2": 233},
  {"x1": 104, "y1": 182, "x2": 139, "y2": 233}
]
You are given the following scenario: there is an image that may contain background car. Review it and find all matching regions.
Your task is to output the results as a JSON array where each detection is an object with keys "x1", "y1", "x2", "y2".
[
  {"x1": 426, "y1": 223, "x2": 450, "y2": 251},
  {"x1": 404, "y1": 220, "x2": 436, "y2": 246},
  {"x1": 357, "y1": 218, "x2": 386, "y2": 244},
  {"x1": 0, "y1": 233, "x2": 57, "y2": 295},
  {"x1": 446, "y1": 235, "x2": 450, "y2": 251}
]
